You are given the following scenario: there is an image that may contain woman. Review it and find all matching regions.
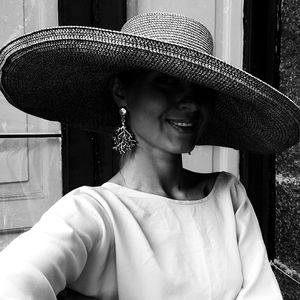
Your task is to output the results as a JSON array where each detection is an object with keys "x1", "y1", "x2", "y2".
[{"x1": 0, "y1": 12, "x2": 299, "y2": 300}]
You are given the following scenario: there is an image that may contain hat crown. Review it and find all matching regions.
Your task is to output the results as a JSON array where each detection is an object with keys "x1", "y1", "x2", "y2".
[{"x1": 121, "y1": 12, "x2": 214, "y2": 55}]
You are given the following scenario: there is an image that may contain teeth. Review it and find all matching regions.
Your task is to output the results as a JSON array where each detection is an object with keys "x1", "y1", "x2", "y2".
[{"x1": 169, "y1": 120, "x2": 193, "y2": 127}]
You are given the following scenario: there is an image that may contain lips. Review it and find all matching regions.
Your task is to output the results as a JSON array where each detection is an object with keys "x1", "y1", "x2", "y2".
[
  {"x1": 166, "y1": 118, "x2": 198, "y2": 133},
  {"x1": 168, "y1": 120, "x2": 193, "y2": 127}
]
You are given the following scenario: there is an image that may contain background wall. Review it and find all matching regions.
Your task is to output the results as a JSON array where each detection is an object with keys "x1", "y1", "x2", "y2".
[
  {"x1": 0, "y1": 0, "x2": 62, "y2": 250},
  {"x1": 274, "y1": 0, "x2": 300, "y2": 297}
]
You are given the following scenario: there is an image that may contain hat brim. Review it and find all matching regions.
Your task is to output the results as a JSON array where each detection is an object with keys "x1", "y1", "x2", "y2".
[{"x1": 0, "y1": 26, "x2": 299, "y2": 153}]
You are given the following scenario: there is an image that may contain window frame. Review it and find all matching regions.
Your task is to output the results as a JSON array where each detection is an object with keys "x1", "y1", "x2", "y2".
[
  {"x1": 241, "y1": 0, "x2": 282, "y2": 258},
  {"x1": 58, "y1": 0, "x2": 126, "y2": 194}
]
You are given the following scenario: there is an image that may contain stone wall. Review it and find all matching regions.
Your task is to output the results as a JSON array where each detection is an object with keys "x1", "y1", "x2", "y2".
[{"x1": 275, "y1": 0, "x2": 300, "y2": 297}]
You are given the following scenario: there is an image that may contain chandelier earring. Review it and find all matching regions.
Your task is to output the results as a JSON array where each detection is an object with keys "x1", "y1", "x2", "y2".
[{"x1": 112, "y1": 107, "x2": 137, "y2": 155}]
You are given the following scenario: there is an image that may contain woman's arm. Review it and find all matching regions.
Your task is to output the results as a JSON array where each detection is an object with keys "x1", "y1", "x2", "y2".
[
  {"x1": 233, "y1": 179, "x2": 283, "y2": 299},
  {"x1": 0, "y1": 188, "x2": 113, "y2": 299}
]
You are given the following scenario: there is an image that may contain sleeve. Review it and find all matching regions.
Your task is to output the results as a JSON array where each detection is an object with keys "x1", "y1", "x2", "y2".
[
  {"x1": 0, "y1": 187, "x2": 113, "y2": 300},
  {"x1": 232, "y1": 178, "x2": 283, "y2": 300}
]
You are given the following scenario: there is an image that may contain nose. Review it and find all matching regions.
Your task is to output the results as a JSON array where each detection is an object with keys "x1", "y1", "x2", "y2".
[{"x1": 175, "y1": 81, "x2": 200, "y2": 112}]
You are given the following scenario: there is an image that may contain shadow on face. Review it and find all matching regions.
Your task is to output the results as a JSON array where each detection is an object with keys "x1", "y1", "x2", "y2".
[{"x1": 111, "y1": 69, "x2": 216, "y2": 155}]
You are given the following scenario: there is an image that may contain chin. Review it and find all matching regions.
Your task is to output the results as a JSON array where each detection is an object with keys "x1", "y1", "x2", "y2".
[
  {"x1": 181, "y1": 147, "x2": 196, "y2": 154},
  {"x1": 170, "y1": 143, "x2": 196, "y2": 154}
]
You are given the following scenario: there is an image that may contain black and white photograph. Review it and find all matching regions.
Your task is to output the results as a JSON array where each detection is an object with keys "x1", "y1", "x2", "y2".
[{"x1": 0, "y1": 0, "x2": 299, "y2": 299}]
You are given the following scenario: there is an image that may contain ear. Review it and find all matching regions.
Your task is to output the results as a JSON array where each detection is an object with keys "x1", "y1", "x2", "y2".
[{"x1": 112, "y1": 77, "x2": 127, "y2": 108}]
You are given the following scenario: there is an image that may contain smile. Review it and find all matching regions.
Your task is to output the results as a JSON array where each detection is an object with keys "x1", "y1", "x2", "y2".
[
  {"x1": 168, "y1": 120, "x2": 193, "y2": 127},
  {"x1": 166, "y1": 118, "x2": 198, "y2": 133}
]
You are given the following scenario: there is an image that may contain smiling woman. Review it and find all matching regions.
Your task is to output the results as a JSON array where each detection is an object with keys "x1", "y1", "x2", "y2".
[
  {"x1": 0, "y1": 11, "x2": 299, "y2": 300},
  {"x1": 112, "y1": 70, "x2": 215, "y2": 155}
]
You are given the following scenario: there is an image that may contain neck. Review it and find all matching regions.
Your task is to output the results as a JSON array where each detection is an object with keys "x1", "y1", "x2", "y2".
[{"x1": 119, "y1": 146, "x2": 186, "y2": 197}]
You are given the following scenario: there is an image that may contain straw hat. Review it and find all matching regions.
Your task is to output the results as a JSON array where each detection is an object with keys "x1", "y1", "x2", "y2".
[{"x1": 0, "y1": 12, "x2": 299, "y2": 153}]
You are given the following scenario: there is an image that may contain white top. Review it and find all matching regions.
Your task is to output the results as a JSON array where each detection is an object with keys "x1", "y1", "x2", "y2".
[{"x1": 0, "y1": 172, "x2": 282, "y2": 300}]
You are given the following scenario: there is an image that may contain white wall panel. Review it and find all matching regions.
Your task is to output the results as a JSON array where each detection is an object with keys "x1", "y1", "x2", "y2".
[{"x1": 0, "y1": 0, "x2": 61, "y2": 250}]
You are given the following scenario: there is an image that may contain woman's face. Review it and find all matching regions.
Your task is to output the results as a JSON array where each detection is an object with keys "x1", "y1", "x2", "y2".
[{"x1": 114, "y1": 70, "x2": 214, "y2": 154}]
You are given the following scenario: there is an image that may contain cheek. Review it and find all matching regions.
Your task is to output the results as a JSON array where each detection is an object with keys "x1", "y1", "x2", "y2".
[
  {"x1": 127, "y1": 92, "x2": 169, "y2": 127},
  {"x1": 130, "y1": 109, "x2": 151, "y2": 130},
  {"x1": 127, "y1": 102, "x2": 168, "y2": 143},
  {"x1": 129, "y1": 105, "x2": 161, "y2": 135}
]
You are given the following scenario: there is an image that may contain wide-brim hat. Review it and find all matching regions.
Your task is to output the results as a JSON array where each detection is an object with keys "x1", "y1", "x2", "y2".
[{"x1": 0, "y1": 12, "x2": 299, "y2": 154}]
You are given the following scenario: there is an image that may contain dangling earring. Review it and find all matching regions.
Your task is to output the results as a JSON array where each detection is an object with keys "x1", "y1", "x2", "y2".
[{"x1": 112, "y1": 107, "x2": 136, "y2": 155}]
